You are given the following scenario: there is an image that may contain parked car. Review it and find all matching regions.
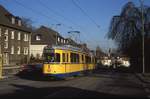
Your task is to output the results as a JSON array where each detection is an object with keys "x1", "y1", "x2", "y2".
[{"x1": 101, "y1": 59, "x2": 112, "y2": 67}]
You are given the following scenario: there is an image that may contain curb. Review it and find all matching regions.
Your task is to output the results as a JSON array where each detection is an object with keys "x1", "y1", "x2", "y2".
[
  {"x1": 0, "y1": 75, "x2": 19, "y2": 82},
  {"x1": 135, "y1": 73, "x2": 150, "y2": 84}
]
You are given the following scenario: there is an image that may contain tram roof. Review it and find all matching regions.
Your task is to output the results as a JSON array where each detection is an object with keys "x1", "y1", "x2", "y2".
[
  {"x1": 44, "y1": 45, "x2": 84, "y2": 52},
  {"x1": 53, "y1": 45, "x2": 83, "y2": 52}
]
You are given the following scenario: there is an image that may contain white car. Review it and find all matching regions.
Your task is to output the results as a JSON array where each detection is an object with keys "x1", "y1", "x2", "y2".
[
  {"x1": 101, "y1": 59, "x2": 112, "y2": 67},
  {"x1": 122, "y1": 60, "x2": 130, "y2": 67}
]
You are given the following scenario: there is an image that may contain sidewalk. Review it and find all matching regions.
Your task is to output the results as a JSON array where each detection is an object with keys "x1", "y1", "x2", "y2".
[{"x1": 136, "y1": 73, "x2": 150, "y2": 83}]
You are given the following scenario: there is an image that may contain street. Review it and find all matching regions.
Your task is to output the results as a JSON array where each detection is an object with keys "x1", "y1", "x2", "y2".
[{"x1": 0, "y1": 69, "x2": 149, "y2": 99}]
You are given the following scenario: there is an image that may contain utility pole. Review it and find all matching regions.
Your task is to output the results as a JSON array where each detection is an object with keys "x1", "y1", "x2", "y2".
[{"x1": 140, "y1": 0, "x2": 145, "y2": 74}]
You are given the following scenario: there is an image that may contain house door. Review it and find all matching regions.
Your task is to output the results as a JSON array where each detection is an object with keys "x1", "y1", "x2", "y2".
[{"x1": 3, "y1": 53, "x2": 9, "y2": 65}]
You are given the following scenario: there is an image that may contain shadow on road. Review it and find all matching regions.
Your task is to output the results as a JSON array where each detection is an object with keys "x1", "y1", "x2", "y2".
[
  {"x1": 15, "y1": 67, "x2": 133, "y2": 82},
  {"x1": 15, "y1": 71, "x2": 63, "y2": 81},
  {"x1": 0, "y1": 84, "x2": 143, "y2": 99}
]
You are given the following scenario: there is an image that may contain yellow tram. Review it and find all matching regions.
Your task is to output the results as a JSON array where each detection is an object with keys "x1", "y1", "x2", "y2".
[{"x1": 43, "y1": 45, "x2": 96, "y2": 78}]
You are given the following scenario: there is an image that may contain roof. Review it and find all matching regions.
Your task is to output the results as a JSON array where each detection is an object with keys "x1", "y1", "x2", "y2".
[
  {"x1": 31, "y1": 26, "x2": 62, "y2": 45},
  {"x1": 53, "y1": 45, "x2": 82, "y2": 52},
  {"x1": 0, "y1": 5, "x2": 31, "y2": 33}
]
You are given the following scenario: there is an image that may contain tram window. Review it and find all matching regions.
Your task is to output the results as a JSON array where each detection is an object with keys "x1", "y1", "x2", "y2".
[
  {"x1": 70, "y1": 53, "x2": 79, "y2": 63},
  {"x1": 82, "y1": 55, "x2": 84, "y2": 63},
  {"x1": 85, "y1": 56, "x2": 88, "y2": 63},
  {"x1": 62, "y1": 53, "x2": 65, "y2": 62},
  {"x1": 55, "y1": 53, "x2": 60, "y2": 62},
  {"x1": 76, "y1": 54, "x2": 79, "y2": 63},
  {"x1": 71, "y1": 53, "x2": 74, "y2": 63},
  {"x1": 66, "y1": 53, "x2": 68, "y2": 62},
  {"x1": 45, "y1": 53, "x2": 55, "y2": 62},
  {"x1": 85, "y1": 56, "x2": 91, "y2": 63},
  {"x1": 70, "y1": 53, "x2": 73, "y2": 62},
  {"x1": 89, "y1": 57, "x2": 91, "y2": 63}
]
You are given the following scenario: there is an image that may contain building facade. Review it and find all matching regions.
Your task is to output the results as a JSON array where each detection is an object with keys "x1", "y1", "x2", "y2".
[
  {"x1": 30, "y1": 26, "x2": 69, "y2": 59},
  {"x1": 0, "y1": 5, "x2": 31, "y2": 75}
]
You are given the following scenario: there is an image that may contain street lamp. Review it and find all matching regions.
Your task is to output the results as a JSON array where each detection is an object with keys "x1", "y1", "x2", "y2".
[{"x1": 140, "y1": 0, "x2": 145, "y2": 74}]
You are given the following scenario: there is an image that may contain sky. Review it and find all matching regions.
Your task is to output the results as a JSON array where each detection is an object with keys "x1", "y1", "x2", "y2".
[{"x1": 0, "y1": 0, "x2": 150, "y2": 52}]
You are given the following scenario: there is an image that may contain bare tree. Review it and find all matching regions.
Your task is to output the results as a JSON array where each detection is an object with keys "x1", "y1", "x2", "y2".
[
  {"x1": 107, "y1": 2, "x2": 150, "y2": 72},
  {"x1": 21, "y1": 17, "x2": 36, "y2": 30}
]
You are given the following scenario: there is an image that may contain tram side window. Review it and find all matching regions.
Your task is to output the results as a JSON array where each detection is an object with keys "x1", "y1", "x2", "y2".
[
  {"x1": 85, "y1": 56, "x2": 88, "y2": 63},
  {"x1": 62, "y1": 53, "x2": 65, "y2": 62},
  {"x1": 85, "y1": 56, "x2": 91, "y2": 63},
  {"x1": 76, "y1": 54, "x2": 79, "y2": 63},
  {"x1": 71, "y1": 53, "x2": 73, "y2": 63},
  {"x1": 89, "y1": 57, "x2": 91, "y2": 63},
  {"x1": 55, "y1": 53, "x2": 60, "y2": 62},
  {"x1": 70, "y1": 53, "x2": 79, "y2": 63},
  {"x1": 66, "y1": 53, "x2": 68, "y2": 62},
  {"x1": 82, "y1": 55, "x2": 84, "y2": 63}
]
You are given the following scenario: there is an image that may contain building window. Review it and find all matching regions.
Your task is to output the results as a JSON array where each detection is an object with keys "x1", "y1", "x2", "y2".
[
  {"x1": 24, "y1": 47, "x2": 28, "y2": 55},
  {"x1": 12, "y1": 17, "x2": 15, "y2": 24},
  {"x1": 4, "y1": 42, "x2": 8, "y2": 49},
  {"x1": 64, "y1": 39, "x2": 65, "y2": 44},
  {"x1": 3, "y1": 53, "x2": 9, "y2": 65},
  {"x1": 61, "y1": 39, "x2": 63, "y2": 43},
  {"x1": 11, "y1": 46, "x2": 14, "y2": 54},
  {"x1": 66, "y1": 40, "x2": 69, "y2": 44},
  {"x1": 24, "y1": 34, "x2": 28, "y2": 41},
  {"x1": 35, "y1": 34, "x2": 41, "y2": 41},
  {"x1": 18, "y1": 32, "x2": 21, "y2": 40},
  {"x1": 17, "y1": 46, "x2": 20, "y2": 55},
  {"x1": 18, "y1": 20, "x2": 21, "y2": 26},
  {"x1": 57, "y1": 37, "x2": 60, "y2": 42},
  {"x1": 0, "y1": 28, "x2": 1, "y2": 36},
  {"x1": 11, "y1": 31, "x2": 15, "y2": 39},
  {"x1": 5, "y1": 29, "x2": 8, "y2": 35},
  {"x1": 4, "y1": 36, "x2": 8, "y2": 41}
]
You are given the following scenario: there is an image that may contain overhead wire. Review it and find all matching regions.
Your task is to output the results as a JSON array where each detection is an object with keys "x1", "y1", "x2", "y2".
[
  {"x1": 71, "y1": 0, "x2": 100, "y2": 29},
  {"x1": 4, "y1": 0, "x2": 101, "y2": 49},
  {"x1": 36, "y1": 0, "x2": 93, "y2": 44},
  {"x1": 13, "y1": 0, "x2": 72, "y2": 30}
]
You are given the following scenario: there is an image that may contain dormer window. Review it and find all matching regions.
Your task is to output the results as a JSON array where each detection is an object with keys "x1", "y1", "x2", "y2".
[
  {"x1": 12, "y1": 17, "x2": 15, "y2": 24},
  {"x1": 57, "y1": 37, "x2": 60, "y2": 42},
  {"x1": 18, "y1": 20, "x2": 22, "y2": 26},
  {"x1": 61, "y1": 38, "x2": 63, "y2": 43},
  {"x1": 66, "y1": 40, "x2": 69, "y2": 43},
  {"x1": 35, "y1": 34, "x2": 41, "y2": 41},
  {"x1": 64, "y1": 39, "x2": 65, "y2": 44}
]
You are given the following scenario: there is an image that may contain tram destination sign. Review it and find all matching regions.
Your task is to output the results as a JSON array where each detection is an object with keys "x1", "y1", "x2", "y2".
[{"x1": 44, "y1": 49, "x2": 54, "y2": 53}]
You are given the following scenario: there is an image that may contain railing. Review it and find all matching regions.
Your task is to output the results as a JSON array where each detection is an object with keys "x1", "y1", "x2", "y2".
[{"x1": 2, "y1": 65, "x2": 21, "y2": 76}]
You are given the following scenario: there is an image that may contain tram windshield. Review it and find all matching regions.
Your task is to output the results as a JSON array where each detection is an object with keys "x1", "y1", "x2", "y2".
[{"x1": 44, "y1": 53, "x2": 60, "y2": 63}]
